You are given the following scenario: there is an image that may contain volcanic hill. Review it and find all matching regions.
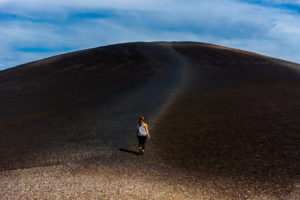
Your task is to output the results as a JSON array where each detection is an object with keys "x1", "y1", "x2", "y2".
[{"x1": 0, "y1": 42, "x2": 299, "y2": 199}]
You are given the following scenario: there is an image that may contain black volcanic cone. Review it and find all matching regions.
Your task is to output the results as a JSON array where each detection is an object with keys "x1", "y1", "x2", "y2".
[{"x1": 0, "y1": 42, "x2": 299, "y2": 199}]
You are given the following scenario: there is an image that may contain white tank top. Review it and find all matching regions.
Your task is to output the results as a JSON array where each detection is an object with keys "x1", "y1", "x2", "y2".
[{"x1": 138, "y1": 122, "x2": 147, "y2": 136}]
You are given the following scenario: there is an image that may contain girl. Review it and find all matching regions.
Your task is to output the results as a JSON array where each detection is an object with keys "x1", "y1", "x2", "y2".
[{"x1": 136, "y1": 116, "x2": 150, "y2": 155}]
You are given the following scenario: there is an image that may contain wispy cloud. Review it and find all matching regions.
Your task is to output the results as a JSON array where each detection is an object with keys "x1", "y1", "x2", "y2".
[{"x1": 1, "y1": 0, "x2": 300, "y2": 69}]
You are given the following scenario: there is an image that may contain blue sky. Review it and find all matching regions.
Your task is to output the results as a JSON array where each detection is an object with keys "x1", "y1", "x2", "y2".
[{"x1": 0, "y1": 0, "x2": 300, "y2": 70}]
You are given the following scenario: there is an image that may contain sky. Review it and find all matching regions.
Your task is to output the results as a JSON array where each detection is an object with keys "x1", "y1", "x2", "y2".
[{"x1": 0, "y1": 0, "x2": 300, "y2": 70}]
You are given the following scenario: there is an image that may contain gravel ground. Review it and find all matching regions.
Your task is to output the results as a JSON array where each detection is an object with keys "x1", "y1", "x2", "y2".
[{"x1": 2, "y1": 152, "x2": 298, "y2": 199}]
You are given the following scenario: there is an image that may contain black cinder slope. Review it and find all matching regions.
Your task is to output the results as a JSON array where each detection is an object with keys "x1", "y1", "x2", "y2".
[
  {"x1": 1, "y1": 42, "x2": 299, "y2": 198},
  {"x1": 152, "y1": 42, "x2": 300, "y2": 198}
]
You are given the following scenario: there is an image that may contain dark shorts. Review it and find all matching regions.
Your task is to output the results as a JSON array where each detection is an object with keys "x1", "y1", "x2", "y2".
[{"x1": 138, "y1": 136, "x2": 147, "y2": 149}]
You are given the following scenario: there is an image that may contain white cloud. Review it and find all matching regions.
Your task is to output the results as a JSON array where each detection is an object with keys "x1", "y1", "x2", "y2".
[
  {"x1": 260, "y1": 0, "x2": 300, "y2": 5},
  {"x1": 1, "y1": 0, "x2": 300, "y2": 69}
]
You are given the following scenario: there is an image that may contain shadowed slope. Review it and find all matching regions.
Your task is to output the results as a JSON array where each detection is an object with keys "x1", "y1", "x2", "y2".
[{"x1": 0, "y1": 42, "x2": 184, "y2": 169}]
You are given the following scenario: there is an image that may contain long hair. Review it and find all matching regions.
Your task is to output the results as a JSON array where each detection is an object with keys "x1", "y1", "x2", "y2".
[{"x1": 138, "y1": 116, "x2": 145, "y2": 126}]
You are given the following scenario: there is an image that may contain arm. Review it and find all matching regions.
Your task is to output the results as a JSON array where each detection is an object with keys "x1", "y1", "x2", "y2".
[
  {"x1": 136, "y1": 123, "x2": 139, "y2": 137},
  {"x1": 145, "y1": 124, "x2": 150, "y2": 140}
]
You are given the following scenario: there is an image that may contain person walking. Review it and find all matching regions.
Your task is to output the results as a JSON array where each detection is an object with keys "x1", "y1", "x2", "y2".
[{"x1": 136, "y1": 116, "x2": 150, "y2": 155}]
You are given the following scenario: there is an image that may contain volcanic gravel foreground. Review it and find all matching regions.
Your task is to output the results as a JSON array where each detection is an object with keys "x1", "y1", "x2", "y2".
[{"x1": 0, "y1": 42, "x2": 300, "y2": 199}]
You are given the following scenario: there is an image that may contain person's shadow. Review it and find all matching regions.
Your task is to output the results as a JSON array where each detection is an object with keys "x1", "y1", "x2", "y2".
[{"x1": 119, "y1": 148, "x2": 140, "y2": 156}]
